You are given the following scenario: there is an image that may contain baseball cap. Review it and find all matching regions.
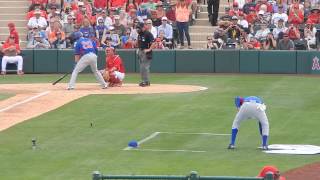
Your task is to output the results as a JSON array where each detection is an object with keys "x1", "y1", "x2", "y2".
[
  {"x1": 136, "y1": 22, "x2": 145, "y2": 29},
  {"x1": 231, "y1": 16, "x2": 238, "y2": 20},
  {"x1": 114, "y1": 15, "x2": 120, "y2": 20},
  {"x1": 74, "y1": 31, "x2": 83, "y2": 39},
  {"x1": 258, "y1": 10, "x2": 264, "y2": 15},
  {"x1": 78, "y1": 1, "x2": 84, "y2": 6},
  {"x1": 161, "y1": 16, "x2": 168, "y2": 21}
]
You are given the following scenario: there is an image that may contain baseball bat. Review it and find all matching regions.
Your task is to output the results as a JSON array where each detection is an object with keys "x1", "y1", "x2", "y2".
[{"x1": 52, "y1": 73, "x2": 69, "y2": 85}]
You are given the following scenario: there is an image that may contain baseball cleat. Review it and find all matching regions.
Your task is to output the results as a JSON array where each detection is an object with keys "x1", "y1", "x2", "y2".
[
  {"x1": 67, "y1": 87, "x2": 74, "y2": 90},
  {"x1": 139, "y1": 81, "x2": 150, "y2": 87},
  {"x1": 262, "y1": 146, "x2": 269, "y2": 150},
  {"x1": 228, "y1": 144, "x2": 235, "y2": 149}
]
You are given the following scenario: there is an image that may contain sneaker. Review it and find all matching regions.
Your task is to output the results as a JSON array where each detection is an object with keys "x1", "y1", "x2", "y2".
[
  {"x1": 227, "y1": 144, "x2": 235, "y2": 149},
  {"x1": 188, "y1": 46, "x2": 192, "y2": 49},
  {"x1": 139, "y1": 81, "x2": 150, "y2": 87},
  {"x1": 17, "y1": 70, "x2": 24, "y2": 75},
  {"x1": 262, "y1": 146, "x2": 269, "y2": 150},
  {"x1": 67, "y1": 87, "x2": 74, "y2": 90}
]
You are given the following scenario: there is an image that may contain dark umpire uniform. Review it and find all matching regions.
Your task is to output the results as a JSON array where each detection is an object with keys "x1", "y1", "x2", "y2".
[
  {"x1": 137, "y1": 22, "x2": 154, "y2": 87},
  {"x1": 207, "y1": 0, "x2": 220, "y2": 26}
]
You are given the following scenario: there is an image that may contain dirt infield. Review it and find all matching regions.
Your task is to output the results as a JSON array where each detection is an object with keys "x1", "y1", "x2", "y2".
[
  {"x1": 283, "y1": 162, "x2": 320, "y2": 180},
  {"x1": 0, "y1": 83, "x2": 206, "y2": 132}
]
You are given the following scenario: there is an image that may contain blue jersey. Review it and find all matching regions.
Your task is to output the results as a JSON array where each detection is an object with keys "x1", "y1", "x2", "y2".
[
  {"x1": 74, "y1": 37, "x2": 97, "y2": 56},
  {"x1": 244, "y1": 96, "x2": 263, "y2": 104}
]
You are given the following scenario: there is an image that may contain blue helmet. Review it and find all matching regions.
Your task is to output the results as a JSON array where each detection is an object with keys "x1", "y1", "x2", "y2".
[
  {"x1": 235, "y1": 96, "x2": 244, "y2": 108},
  {"x1": 74, "y1": 31, "x2": 83, "y2": 40}
]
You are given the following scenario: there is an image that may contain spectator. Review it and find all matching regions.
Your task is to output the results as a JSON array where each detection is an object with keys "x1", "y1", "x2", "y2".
[
  {"x1": 47, "y1": 5, "x2": 61, "y2": 22},
  {"x1": 287, "y1": 24, "x2": 301, "y2": 41},
  {"x1": 7, "y1": 23, "x2": 20, "y2": 45},
  {"x1": 176, "y1": 0, "x2": 192, "y2": 49},
  {"x1": 49, "y1": 21, "x2": 66, "y2": 48},
  {"x1": 229, "y1": 2, "x2": 241, "y2": 16},
  {"x1": 255, "y1": 22, "x2": 270, "y2": 41},
  {"x1": 237, "y1": 12, "x2": 249, "y2": 31},
  {"x1": 262, "y1": 32, "x2": 277, "y2": 50},
  {"x1": 143, "y1": 0, "x2": 157, "y2": 11},
  {"x1": 288, "y1": 4, "x2": 304, "y2": 25},
  {"x1": 246, "y1": 7, "x2": 258, "y2": 25},
  {"x1": 157, "y1": 16, "x2": 173, "y2": 40},
  {"x1": 93, "y1": 0, "x2": 107, "y2": 10},
  {"x1": 68, "y1": 25, "x2": 81, "y2": 47},
  {"x1": 156, "y1": 2, "x2": 166, "y2": 19},
  {"x1": 27, "y1": 26, "x2": 46, "y2": 42},
  {"x1": 121, "y1": 28, "x2": 135, "y2": 48},
  {"x1": 226, "y1": 16, "x2": 241, "y2": 42},
  {"x1": 27, "y1": 33, "x2": 51, "y2": 49},
  {"x1": 277, "y1": 33, "x2": 295, "y2": 50},
  {"x1": 96, "y1": 17, "x2": 107, "y2": 45},
  {"x1": 307, "y1": 7, "x2": 320, "y2": 24},
  {"x1": 80, "y1": 18, "x2": 96, "y2": 38},
  {"x1": 103, "y1": 10, "x2": 114, "y2": 28},
  {"x1": 101, "y1": 27, "x2": 121, "y2": 48},
  {"x1": 63, "y1": 15, "x2": 75, "y2": 48},
  {"x1": 83, "y1": 0, "x2": 93, "y2": 17},
  {"x1": 272, "y1": 19, "x2": 288, "y2": 40},
  {"x1": 271, "y1": 5, "x2": 288, "y2": 25},
  {"x1": 153, "y1": 37, "x2": 166, "y2": 49},
  {"x1": 29, "y1": 0, "x2": 48, "y2": 11},
  {"x1": 75, "y1": 2, "x2": 89, "y2": 26},
  {"x1": 119, "y1": 10, "x2": 128, "y2": 27},
  {"x1": 150, "y1": 9, "x2": 161, "y2": 26},
  {"x1": 207, "y1": 35, "x2": 215, "y2": 49},
  {"x1": 146, "y1": 19, "x2": 158, "y2": 38},
  {"x1": 255, "y1": 0, "x2": 273, "y2": 13},
  {"x1": 47, "y1": 0, "x2": 61, "y2": 9},
  {"x1": 109, "y1": 0, "x2": 126, "y2": 9},
  {"x1": 273, "y1": 1, "x2": 288, "y2": 14},
  {"x1": 114, "y1": 15, "x2": 126, "y2": 36},
  {"x1": 27, "y1": 9, "x2": 48, "y2": 30},
  {"x1": 304, "y1": 1, "x2": 312, "y2": 17},
  {"x1": 45, "y1": 17, "x2": 57, "y2": 39},
  {"x1": 242, "y1": 0, "x2": 256, "y2": 15},
  {"x1": 304, "y1": 20, "x2": 317, "y2": 49},
  {"x1": 245, "y1": 36, "x2": 261, "y2": 49},
  {"x1": 1, "y1": 36, "x2": 24, "y2": 75},
  {"x1": 27, "y1": 4, "x2": 48, "y2": 20},
  {"x1": 257, "y1": 165, "x2": 286, "y2": 180}
]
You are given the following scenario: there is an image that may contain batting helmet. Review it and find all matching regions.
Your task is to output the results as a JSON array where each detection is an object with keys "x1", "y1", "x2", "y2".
[
  {"x1": 74, "y1": 31, "x2": 83, "y2": 40},
  {"x1": 235, "y1": 96, "x2": 244, "y2": 108},
  {"x1": 128, "y1": 140, "x2": 138, "y2": 148}
]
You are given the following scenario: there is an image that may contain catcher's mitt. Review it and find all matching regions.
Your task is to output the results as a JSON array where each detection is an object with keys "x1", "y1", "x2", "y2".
[{"x1": 102, "y1": 70, "x2": 110, "y2": 81}]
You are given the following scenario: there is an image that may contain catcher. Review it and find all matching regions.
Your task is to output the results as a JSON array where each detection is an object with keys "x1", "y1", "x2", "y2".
[{"x1": 100, "y1": 47, "x2": 125, "y2": 87}]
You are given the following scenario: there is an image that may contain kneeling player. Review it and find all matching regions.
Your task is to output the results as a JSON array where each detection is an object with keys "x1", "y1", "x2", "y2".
[{"x1": 101, "y1": 47, "x2": 125, "y2": 87}]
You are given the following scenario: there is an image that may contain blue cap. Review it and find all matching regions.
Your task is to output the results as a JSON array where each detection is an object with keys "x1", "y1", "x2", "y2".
[{"x1": 128, "y1": 140, "x2": 138, "y2": 148}]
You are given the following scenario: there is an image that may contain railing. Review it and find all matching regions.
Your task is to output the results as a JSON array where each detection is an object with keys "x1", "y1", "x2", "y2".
[{"x1": 92, "y1": 171, "x2": 274, "y2": 180}]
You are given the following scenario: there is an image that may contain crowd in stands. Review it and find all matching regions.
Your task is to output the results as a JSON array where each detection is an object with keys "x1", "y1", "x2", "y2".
[
  {"x1": 22, "y1": 0, "x2": 199, "y2": 50},
  {"x1": 207, "y1": 0, "x2": 320, "y2": 50}
]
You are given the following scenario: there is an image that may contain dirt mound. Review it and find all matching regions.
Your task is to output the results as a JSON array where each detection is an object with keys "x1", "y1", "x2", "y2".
[{"x1": 283, "y1": 162, "x2": 320, "y2": 180}]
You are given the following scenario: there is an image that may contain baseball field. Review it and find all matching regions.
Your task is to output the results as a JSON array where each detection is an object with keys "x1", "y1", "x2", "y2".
[{"x1": 0, "y1": 74, "x2": 320, "y2": 180}]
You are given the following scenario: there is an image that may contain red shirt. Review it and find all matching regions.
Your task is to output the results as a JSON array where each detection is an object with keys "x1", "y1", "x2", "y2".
[
  {"x1": 288, "y1": 11, "x2": 304, "y2": 25},
  {"x1": 2, "y1": 42, "x2": 21, "y2": 56},
  {"x1": 307, "y1": 13, "x2": 319, "y2": 24},
  {"x1": 10, "y1": 30, "x2": 20, "y2": 44},
  {"x1": 106, "y1": 55, "x2": 125, "y2": 73},
  {"x1": 166, "y1": 9, "x2": 176, "y2": 22},
  {"x1": 109, "y1": 0, "x2": 126, "y2": 8},
  {"x1": 94, "y1": 0, "x2": 107, "y2": 9},
  {"x1": 255, "y1": 3, "x2": 273, "y2": 13},
  {"x1": 30, "y1": 0, "x2": 48, "y2": 5},
  {"x1": 246, "y1": 14, "x2": 257, "y2": 24}
]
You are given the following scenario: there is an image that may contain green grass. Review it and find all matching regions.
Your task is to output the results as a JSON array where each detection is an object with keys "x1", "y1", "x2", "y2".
[
  {"x1": 0, "y1": 93, "x2": 14, "y2": 101},
  {"x1": 0, "y1": 74, "x2": 320, "y2": 180}
]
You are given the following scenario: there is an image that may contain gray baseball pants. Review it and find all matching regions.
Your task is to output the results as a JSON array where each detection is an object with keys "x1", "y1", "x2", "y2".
[{"x1": 138, "y1": 50, "x2": 151, "y2": 82}]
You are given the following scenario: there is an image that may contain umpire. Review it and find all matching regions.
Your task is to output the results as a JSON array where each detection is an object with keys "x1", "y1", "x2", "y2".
[
  {"x1": 207, "y1": 0, "x2": 220, "y2": 26},
  {"x1": 136, "y1": 22, "x2": 155, "y2": 87}
]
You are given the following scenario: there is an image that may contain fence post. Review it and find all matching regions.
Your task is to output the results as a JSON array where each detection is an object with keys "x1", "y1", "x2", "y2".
[
  {"x1": 264, "y1": 172, "x2": 274, "y2": 180},
  {"x1": 189, "y1": 171, "x2": 199, "y2": 180},
  {"x1": 93, "y1": 171, "x2": 102, "y2": 180}
]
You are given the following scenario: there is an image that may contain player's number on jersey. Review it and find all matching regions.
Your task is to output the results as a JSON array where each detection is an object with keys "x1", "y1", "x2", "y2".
[{"x1": 82, "y1": 41, "x2": 93, "y2": 49}]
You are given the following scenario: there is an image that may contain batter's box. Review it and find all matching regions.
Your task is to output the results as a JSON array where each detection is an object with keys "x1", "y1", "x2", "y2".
[{"x1": 123, "y1": 132, "x2": 230, "y2": 153}]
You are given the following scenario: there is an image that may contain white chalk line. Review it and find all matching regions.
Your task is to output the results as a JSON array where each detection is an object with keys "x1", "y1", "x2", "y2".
[
  {"x1": 129, "y1": 148, "x2": 206, "y2": 153},
  {"x1": 0, "y1": 91, "x2": 51, "y2": 113},
  {"x1": 123, "y1": 132, "x2": 160, "y2": 150},
  {"x1": 123, "y1": 131, "x2": 230, "y2": 152}
]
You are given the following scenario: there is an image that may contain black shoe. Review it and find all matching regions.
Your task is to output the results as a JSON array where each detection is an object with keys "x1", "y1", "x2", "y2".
[
  {"x1": 139, "y1": 81, "x2": 150, "y2": 87},
  {"x1": 227, "y1": 144, "x2": 235, "y2": 149}
]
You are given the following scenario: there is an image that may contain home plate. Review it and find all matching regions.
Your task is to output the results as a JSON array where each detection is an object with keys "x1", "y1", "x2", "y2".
[{"x1": 261, "y1": 144, "x2": 320, "y2": 155}]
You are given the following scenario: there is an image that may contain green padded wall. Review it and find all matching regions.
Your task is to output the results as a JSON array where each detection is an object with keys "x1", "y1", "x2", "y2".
[
  {"x1": 97, "y1": 49, "x2": 106, "y2": 70},
  {"x1": 296, "y1": 51, "x2": 320, "y2": 74},
  {"x1": 34, "y1": 49, "x2": 58, "y2": 73},
  {"x1": 151, "y1": 50, "x2": 175, "y2": 73},
  {"x1": 57, "y1": 49, "x2": 74, "y2": 73},
  {"x1": 239, "y1": 50, "x2": 259, "y2": 73},
  {"x1": 259, "y1": 51, "x2": 296, "y2": 73},
  {"x1": 117, "y1": 50, "x2": 136, "y2": 73},
  {"x1": 215, "y1": 50, "x2": 239, "y2": 73},
  {"x1": 21, "y1": 49, "x2": 34, "y2": 73},
  {"x1": 175, "y1": 50, "x2": 214, "y2": 73}
]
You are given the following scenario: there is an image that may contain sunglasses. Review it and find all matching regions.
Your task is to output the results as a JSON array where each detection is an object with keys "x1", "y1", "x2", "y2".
[{"x1": 207, "y1": 38, "x2": 212, "y2": 40}]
